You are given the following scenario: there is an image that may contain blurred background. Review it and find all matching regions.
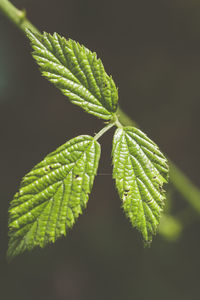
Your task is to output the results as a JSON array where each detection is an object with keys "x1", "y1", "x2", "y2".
[{"x1": 1, "y1": 0, "x2": 200, "y2": 299}]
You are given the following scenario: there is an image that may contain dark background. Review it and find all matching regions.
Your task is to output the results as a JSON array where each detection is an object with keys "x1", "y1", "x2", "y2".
[{"x1": 1, "y1": 0, "x2": 200, "y2": 299}]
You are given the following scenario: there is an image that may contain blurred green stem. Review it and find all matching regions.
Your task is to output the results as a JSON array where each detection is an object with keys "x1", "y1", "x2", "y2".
[
  {"x1": 170, "y1": 164, "x2": 200, "y2": 213},
  {"x1": 1, "y1": 0, "x2": 200, "y2": 218},
  {"x1": 0, "y1": 0, "x2": 39, "y2": 35}
]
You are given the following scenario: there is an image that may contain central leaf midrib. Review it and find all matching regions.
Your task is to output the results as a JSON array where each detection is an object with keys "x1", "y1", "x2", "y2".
[
  {"x1": 125, "y1": 131, "x2": 165, "y2": 192},
  {"x1": 123, "y1": 132, "x2": 161, "y2": 213}
]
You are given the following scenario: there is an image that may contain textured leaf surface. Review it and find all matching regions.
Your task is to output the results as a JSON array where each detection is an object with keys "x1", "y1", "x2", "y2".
[
  {"x1": 8, "y1": 136, "x2": 100, "y2": 259},
  {"x1": 112, "y1": 127, "x2": 169, "y2": 243},
  {"x1": 26, "y1": 30, "x2": 118, "y2": 120}
]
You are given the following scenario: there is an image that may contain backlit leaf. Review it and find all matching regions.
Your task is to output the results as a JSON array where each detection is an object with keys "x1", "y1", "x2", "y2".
[
  {"x1": 112, "y1": 126, "x2": 169, "y2": 243},
  {"x1": 26, "y1": 30, "x2": 118, "y2": 120},
  {"x1": 8, "y1": 135, "x2": 100, "y2": 259}
]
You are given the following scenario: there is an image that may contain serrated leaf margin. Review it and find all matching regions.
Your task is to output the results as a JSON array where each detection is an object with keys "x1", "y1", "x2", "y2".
[{"x1": 112, "y1": 126, "x2": 169, "y2": 243}]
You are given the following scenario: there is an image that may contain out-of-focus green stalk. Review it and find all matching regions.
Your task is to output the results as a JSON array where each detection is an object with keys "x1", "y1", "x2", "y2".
[{"x1": 0, "y1": 0, "x2": 39, "y2": 35}]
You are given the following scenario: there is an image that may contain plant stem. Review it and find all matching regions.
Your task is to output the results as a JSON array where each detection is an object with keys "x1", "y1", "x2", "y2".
[
  {"x1": 0, "y1": 0, "x2": 39, "y2": 35},
  {"x1": 1, "y1": 0, "x2": 200, "y2": 215},
  {"x1": 117, "y1": 107, "x2": 138, "y2": 127},
  {"x1": 94, "y1": 122, "x2": 115, "y2": 141},
  {"x1": 170, "y1": 163, "x2": 200, "y2": 213}
]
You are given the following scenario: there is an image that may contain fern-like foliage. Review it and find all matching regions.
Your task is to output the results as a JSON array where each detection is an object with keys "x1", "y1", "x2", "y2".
[
  {"x1": 112, "y1": 127, "x2": 169, "y2": 243},
  {"x1": 26, "y1": 30, "x2": 118, "y2": 120},
  {"x1": 8, "y1": 136, "x2": 100, "y2": 259}
]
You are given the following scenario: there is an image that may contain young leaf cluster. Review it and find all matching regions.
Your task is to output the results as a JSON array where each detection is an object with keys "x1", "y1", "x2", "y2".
[{"x1": 7, "y1": 31, "x2": 169, "y2": 260}]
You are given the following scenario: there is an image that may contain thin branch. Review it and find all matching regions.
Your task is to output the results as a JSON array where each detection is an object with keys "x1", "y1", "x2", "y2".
[
  {"x1": 1, "y1": 0, "x2": 200, "y2": 217},
  {"x1": 0, "y1": 0, "x2": 39, "y2": 35}
]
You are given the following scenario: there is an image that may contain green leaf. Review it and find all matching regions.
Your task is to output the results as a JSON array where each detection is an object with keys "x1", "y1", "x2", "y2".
[
  {"x1": 8, "y1": 135, "x2": 100, "y2": 259},
  {"x1": 26, "y1": 30, "x2": 118, "y2": 120},
  {"x1": 112, "y1": 126, "x2": 169, "y2": 243}
]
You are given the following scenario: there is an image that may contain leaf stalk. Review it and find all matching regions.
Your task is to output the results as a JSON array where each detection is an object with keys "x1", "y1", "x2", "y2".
[{"x1": 94, "y1": 122, "x2": 115, "y2": 141}]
